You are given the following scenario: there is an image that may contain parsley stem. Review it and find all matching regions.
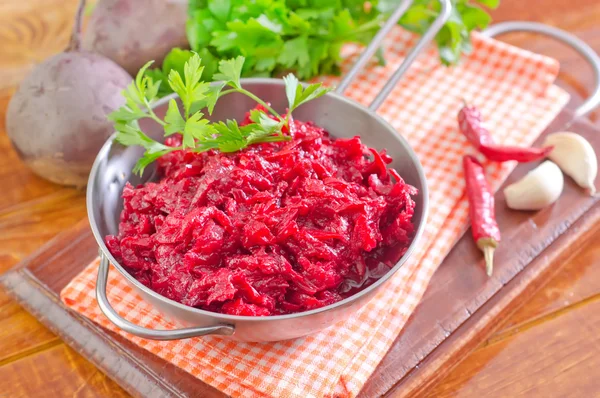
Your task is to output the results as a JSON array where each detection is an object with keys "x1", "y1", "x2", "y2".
[
  {"x1": 237, "y1": 89, "x2": 281, "y2": 119},
  {"x1": 218, "y1": 89, "x2": 238, "y2": 97},
  {"x1": 148, "y1": 112, "x2": 167, "y2": 126},
  {"x1": 283, "y1": 114, "x2": 291, "y2": 133},
  {"x1": 218, "y1": 88, "x2": 281, "y2": 119},
  {"x1": 351, "y1": 17, "x2": 385, "y2": 36},
  {"x1": 323, "y1": 15, "x2": 384, "y2": 41},
  {"x1": 249, "y1": 135, "x2": 292, "y2": 145},
  {"x1": 143, "y1": 99, "x2": 167, "y2": 126}
]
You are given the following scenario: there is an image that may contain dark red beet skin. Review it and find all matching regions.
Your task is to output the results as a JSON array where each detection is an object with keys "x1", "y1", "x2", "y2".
[{"x1": 106, "y1": 108, "x2": 417, "y2": 316}]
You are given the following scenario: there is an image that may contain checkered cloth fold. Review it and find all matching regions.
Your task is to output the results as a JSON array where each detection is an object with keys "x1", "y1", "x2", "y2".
[{"x1": 61, "y1": 28, "x2": 569, "y2": 397}]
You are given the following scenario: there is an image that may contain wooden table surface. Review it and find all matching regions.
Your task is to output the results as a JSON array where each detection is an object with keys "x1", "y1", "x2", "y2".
[{"x1": 1, "y1": 1, "x2": 600, "y2": 396}]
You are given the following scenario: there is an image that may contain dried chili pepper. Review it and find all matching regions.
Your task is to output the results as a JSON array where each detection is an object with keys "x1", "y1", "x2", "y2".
[
  {"x1": 478, "y1": 144, "x2": 553, "y2": 163},
  {"x1": 463, "y1": 155, "x2": 501, "y2": 276},
  {"x1": 458, "y1": 103, "x2": 553, "y2": 163},
  {"x1": 458, "y1": 104, "x2": 494, "y2": 147}
]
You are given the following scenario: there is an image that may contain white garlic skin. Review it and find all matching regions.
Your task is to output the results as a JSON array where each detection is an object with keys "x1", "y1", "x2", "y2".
[
  {"x1": 543, "y1": 132, "x2": 597, "y2": 195},
  {"x1": 504, "y1": 161, "x2": 564, "y2": 211}
]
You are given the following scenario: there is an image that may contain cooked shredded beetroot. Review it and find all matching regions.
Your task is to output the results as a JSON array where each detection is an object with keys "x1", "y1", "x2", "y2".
[{"x1": 105, "y1": 108, "x2": 417, "y2": 316}]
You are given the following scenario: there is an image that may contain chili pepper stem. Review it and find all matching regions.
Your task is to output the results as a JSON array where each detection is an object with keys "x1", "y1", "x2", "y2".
[
  {"x1": 476, "y1": 237, "x2": 499, "y2": 277},
  {"x1": 483, "y1": 246, "x2": 494, "y2": 276}
]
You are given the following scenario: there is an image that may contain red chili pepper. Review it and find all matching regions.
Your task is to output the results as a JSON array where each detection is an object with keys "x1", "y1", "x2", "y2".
[
  {"x1": 458, "y1": 103, "x2": 553, "y2": 163},
  {"x1": 457, "y1": 104, "x2": 494, "y2": 147},
  {"x1": 478, "y1": 144, "x2": 554, "y2": 163},
  {"x1": 463, "y1": 155, "x2": 501, "y2": 276}
]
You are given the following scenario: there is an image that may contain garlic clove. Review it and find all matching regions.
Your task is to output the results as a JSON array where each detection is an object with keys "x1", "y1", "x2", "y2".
[
  {"x1": 504, "y1": 161, "x2": 564, "y2": 211},
  {"x1": 543, "y1": 132, "x2": 597, "y2": 195}
]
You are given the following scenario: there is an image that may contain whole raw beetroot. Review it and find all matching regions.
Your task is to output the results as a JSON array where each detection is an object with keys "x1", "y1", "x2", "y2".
[
  {"x1": 6, "y1": 0, "x2": 132, "y2": 187},
  {"x1": 83, "y1": 0, "x2": 188, "y2": 75}
]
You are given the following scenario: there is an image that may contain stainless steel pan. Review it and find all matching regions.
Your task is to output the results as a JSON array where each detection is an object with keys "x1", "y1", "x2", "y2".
[
  {"x1": 88, "y1": 0, "x2": 449, "y2": 342},
  {"x1": 89, "y1": 8, "x2": 600, "y2": 342}
]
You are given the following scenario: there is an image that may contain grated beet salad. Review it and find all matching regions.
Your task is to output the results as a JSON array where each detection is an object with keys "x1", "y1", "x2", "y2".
[{"x1": 105, "y1": 107, "x2": 417, "y2": 316}]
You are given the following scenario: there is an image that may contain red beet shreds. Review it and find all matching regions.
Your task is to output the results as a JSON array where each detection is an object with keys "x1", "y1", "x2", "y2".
[{"x1": 105, "y1": 109, "x2": 417, "y2": 316}]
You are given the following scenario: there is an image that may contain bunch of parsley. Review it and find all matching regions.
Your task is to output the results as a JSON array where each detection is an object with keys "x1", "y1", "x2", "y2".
[
  {"x1": 110, "y1": 54, "x2": 331, "y2": 174},
  {"x1": 147, "y1": 0, "x2": 499, "y2": 97}
]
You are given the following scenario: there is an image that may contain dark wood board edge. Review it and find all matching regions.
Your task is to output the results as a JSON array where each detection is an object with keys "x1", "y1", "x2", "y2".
[
  {"x1": 3, "y1": 268, "x2": 227, "y2": 398},
  {"x1": 359, "y1": 195, "x2": 600, "y2": 397},
  {"x1": 1, "y1": 269, "x2": 180, "y2": 398},
  {"x1": 1, "y1": 108, "x2": 598, "y2": 398},
  {"x1": 0, "y1": 219, "x2": 187, "y2": 398},
  {"x1": 390, "y1": 201, "x2": 600, "y2": 397},
  {"x1": 358, "y1": 109, "x2": 600, "y2": 397},
  {"x1": 0, "y1": 227, "x2": 226, "y2": 398}
]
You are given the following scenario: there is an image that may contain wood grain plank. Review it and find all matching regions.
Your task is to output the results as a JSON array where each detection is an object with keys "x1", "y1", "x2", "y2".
[
  {"x1": 426, "y1": 296, "x2": 600, "y2": 397},
  {"x1": 492, "y1": 235, "x2": 600, "y2": 334},
  {"x1": 384, "y1": 202, "x2": 600, "y2": 398},
  {"x1": 0, "y1": 0, "x2": 79, "y2": 90},
  {"x1": 0, "y1": 0, "x2": 600, "y2": 397},
  {"x1": 426, "y1": 210, "x2": 600, "y2": 396},
  {"x1": 359, "y1": 110, "x2": 600, "y2": 398},
  {"x1": 0, "y1": 189, "x2": 86, "y2": 273},
  {"x1": 2, "y1": 109, "x2": 596, "y2": 398},
  {"x1": 0, "y1": 344, "x2": 128, "y2": 398},
  {"x1": 1, "y1": 218, "x2": 224, "y2": 398},
  {"x1": 1, "y1": 267, "x2": 224, "y2": 398},
  {"x1": 0, "y1": 290, "x2": 59, "y2": 365}
]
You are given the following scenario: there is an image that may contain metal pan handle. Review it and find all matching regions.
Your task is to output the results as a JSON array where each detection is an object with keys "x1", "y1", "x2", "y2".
[
  {"x1": 96, "y1": 253, "x2": 235, "y2": 340},
  {"x1": 335, "y1": 0, "x2": 452, "y2": 112},
  {"x1": 482, "y1": 21, "x2": 600, "y2": 119}
]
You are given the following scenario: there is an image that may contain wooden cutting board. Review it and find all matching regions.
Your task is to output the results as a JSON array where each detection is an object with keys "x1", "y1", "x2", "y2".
[
  {"x1": 1, "y1": 109, "x2": 600, "y2": 397},
  {"x1": 360, "y1": 109, "x2": 600, "y2": 397}
]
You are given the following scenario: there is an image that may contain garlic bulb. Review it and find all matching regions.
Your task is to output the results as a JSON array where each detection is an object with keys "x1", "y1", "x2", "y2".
[
  {"x1": 504, "y1": 161, "x2": 564, "y2": 210},
  {"x1": 543, "y1": 132, "x2": 597, "y2": 195}
]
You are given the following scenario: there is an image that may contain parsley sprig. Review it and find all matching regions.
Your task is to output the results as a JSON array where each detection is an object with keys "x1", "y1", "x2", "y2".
[
  {"x1": 109, "y1": 54, "x2": 331, "y2": 175},
  {"x1": 147, "y1": 0, "x2": 500, "y2": 97}
]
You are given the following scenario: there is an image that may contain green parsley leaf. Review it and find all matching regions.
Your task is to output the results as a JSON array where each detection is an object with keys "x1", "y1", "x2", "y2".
[
  {"x1": 398, "y1": 4, "x2": 437, "y2": 33},
  {"x1": 163, "y1": 48, "x2": 195, "y2": 77},
  {"x1": 191, "y1": 81, "x2": 226, "y2": 115},
  {"x1": 167, "y1": 69, "x2": 186, "y2": 98},
  {"x1": 185, "y1": 112, "x2": 217, "y2": 145},
  {"x1": 133, "y1": 149, "x2": 172, "y2": 175},
  {"x1": 475, "y1": 0, "x2": 500, "y2": 9},
  {"x1": 283, "y1": 74, "x2": 331, "y2": 114},
  {"x1": 208, "y1": 0, "x2": 231, "y2": 23},
  {"x1": 278, "y1": 35, "x2": 310, "y2": 69},
  {"x1": 212, "y1": 120, "x2": 247, "y2": 152},
  {"x1": 135, "y1": 61, "x2": 156, "y2": 102},
  {"x1": 283, "y1": 74, "x2": 299, "y2": 111},
  {"x1": 331, "y1": 9, "x2": 356, "y2": 38},
  {"x1": 249, "y1": 110, "x2": 279, "y2": 129},
  {"x1": 145, "y1": 79, "x2": 162, "y2": 101},
  {"x1": 108, "y1": 64, "x2": 168, "y2": 129},
  {"x1": 376, "y1": 0, "x2": 401, "y2": 14},
  {"x1": 112, "y1": 55, "x2": 329, "y2": 175},
  {"x1": 164, "y1": 99, "x2": 186, "y2": 136},
  {"x1": 184, "y1": 54, "x2": 204, "y2": 92},
  {"x1": 143, "y1": 0, "x2": 499, "y2": 100},
  {"x1": 255, "y1": 57, "x2": 278, "y2": 73},
  {"x1": 113, "y1": 122, "x2": 146, "y2": 147},
  {"x1": 168, "y1": 53, "x2": 211, "y2": 117},
  {"x1": 145, "y1": 48, "x2": 219, "y2": 98},
  {"x1": 213, "y1": 56, "x2": 245, "y2": 89},
  {"x1": 107, "y1": 107, "x2": 144, "y2": 123},
  {"x1": 113, "y1": 121, "x2": 173, "y2": 175},
  {"x1": 461, "y1": 5, "x2": 492, "y2": 30},
  {"x1": 246, "y1": 110, "x2": 286, "y2": 144}
]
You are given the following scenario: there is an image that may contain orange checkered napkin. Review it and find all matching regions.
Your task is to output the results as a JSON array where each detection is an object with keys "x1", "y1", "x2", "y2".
[{"x1": 61, "y1": 28, "x2": 569, "y2": 397}]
